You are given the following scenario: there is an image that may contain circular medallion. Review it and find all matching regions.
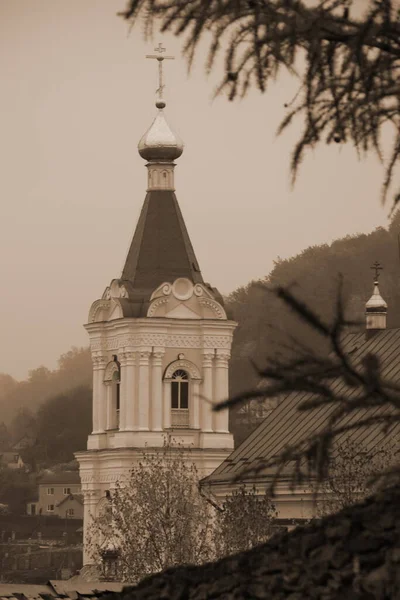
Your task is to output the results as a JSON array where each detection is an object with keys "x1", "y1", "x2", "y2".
[{"x1": 172, "y1": 278, "x2": 194, "y2": 301}]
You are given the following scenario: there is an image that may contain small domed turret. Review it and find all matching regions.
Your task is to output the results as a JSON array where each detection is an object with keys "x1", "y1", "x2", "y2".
[{"x1": 366, "y1": 265, "x2": 387, "y2": 332}]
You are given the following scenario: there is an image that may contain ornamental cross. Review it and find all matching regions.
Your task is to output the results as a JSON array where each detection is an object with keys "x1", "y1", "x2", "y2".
[
  {"x1": 146, "y1": 43, "x2": 175, "y2": 100},
  {"x1": 370, "y1": 261, "x2": 383, "y2": 281}
]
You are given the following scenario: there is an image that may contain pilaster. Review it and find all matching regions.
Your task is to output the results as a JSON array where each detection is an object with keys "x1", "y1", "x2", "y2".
[
  {"x1": 92, "y1": 356, "x2": 107, "y2": 434},
  {"x1": 163, "y1": 379, "x2": 171, "y2": 429},
  {"x1": 122, "y1": 351, "x2": 136, "y2": 431},
  {"x1": 138, "y1": 349, "x2": 151, "y2": 430},
  {"x1": 214, "y1": 350, "x2": 230, "y2": 433},
  {"x1": 151, "y1": 349, "x2": 165, "y2": 431},
  {"x1": 201, "y1": 352, "x2": 214, "y2": 432},
  {"x1": 191, "y1": 380, "x2": 201, "y2": 429}
]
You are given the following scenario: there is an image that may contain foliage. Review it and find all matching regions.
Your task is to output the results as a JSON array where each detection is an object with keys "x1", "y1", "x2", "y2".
[
  {"x1": 121, "y1": 0, "x2": 400, "y2": 207},
  {"x1": 86, "y1": 441, "x2": 215, "y2": 583},
  {"x1": 214, "y1": 485, "x2": 278, "y2": 557},
  {"x1": 0, "y1": 467, "x2": 36, "y2": 515},
  {"x1": 315, "y1": 438, "x2": 399, "y2": 516},
  {"x1": 0, "y1": 346, "x2": 91, "y2": 426}
]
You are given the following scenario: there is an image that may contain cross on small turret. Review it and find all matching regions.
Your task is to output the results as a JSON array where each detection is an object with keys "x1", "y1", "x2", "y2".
[
  {"x1": 146, "y1": 43, "x2": 175, "y2": 102},
  {"x1": 371, "y1": 261, "x2": 383, "y2": 281}
]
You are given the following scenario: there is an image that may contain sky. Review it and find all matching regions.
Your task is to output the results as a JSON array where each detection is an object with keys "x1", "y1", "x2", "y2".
[{"x1": 0, "y1": 0, "x2": 394, "y2": 380}]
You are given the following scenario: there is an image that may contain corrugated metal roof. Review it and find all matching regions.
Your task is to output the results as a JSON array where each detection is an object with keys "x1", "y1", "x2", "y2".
[
  {"x1": 0, "y1": 581, "x2": 126, "y2": 600},
  {"x1": 204, "y1": 328, "x2": 400, "y2": 484}
]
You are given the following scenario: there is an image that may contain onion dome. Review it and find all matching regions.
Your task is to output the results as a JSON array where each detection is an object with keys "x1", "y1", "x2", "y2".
[
  {"x1": 138, "y1": 103, "x2": 184, "y2": 162},
  {"x1": 366, "y1": 281, "x2": 387, "y2": 312}
]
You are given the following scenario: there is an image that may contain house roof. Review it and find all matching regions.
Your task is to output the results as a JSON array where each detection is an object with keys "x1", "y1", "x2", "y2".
[
  {"x1": 203, "y1": 328, "x2": 400, "y2": 485},
  {"x1": 121, "y1": 190, "x2": 204, "y2": 305},
  {"x1": 0, "y1": 452, "x2": 20, "y2": 462},
  {"x1": 56, "y1": 494, "x2": 83, "y2": 508},
  {"x1": 0, "y1": 580, "x2": 126, "y2": 600},
  {"x1": 97, "y1": 482, "x2": 400, "y2": 599},
  {"x1": 39, "y1": 472, "x2": 81, "y2": 485}
]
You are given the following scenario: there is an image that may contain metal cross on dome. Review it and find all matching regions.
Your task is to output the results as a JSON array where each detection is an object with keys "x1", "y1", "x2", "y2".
[
  {"x1": 370, "y1": 261, "x2": 383, "y2": 281},
  {"x1": 146, "y1": 43, "x2": 175, "y2": 101}
]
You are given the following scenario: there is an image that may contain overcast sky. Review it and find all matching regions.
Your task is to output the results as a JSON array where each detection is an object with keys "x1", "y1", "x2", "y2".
[{"x1": 0, "y1": 0, "x2": 392, "y2": 380}]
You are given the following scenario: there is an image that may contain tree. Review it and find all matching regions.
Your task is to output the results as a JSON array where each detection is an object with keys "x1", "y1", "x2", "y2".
[
  {"x1": 86, "y1": 441, "x2": 215, "y2": 583},
  {"x1": 315, "y1": 438, "x2": 399, "y2": 516},
  {"x1": 0, "y1": 466, "x2": 36, "y2": 515},
  {"x1": 34, "y1": 385, "x2": 92, "y2": 466},
  {"x1": 121, "y1": 0, "x2": 400, "y2": 206},
  {"x1": 214, "y1": 485, "x2": 278, "y2": 558}
]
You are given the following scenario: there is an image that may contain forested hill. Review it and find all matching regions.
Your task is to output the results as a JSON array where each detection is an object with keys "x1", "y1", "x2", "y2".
[
  {"x1": 0, "y1": 347, "x2": 92, "y2": 427},
  {"x1": 1, "y1": 213, "x2": 400, "y2": 454},
  {"x1": 227, "y1": 211, "x2": 400, "y2": 440}
]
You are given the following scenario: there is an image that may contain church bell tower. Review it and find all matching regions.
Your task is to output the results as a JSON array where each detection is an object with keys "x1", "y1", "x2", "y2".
[{"x1": 76, "y1": 47, "x2": 236, "y2": 558}]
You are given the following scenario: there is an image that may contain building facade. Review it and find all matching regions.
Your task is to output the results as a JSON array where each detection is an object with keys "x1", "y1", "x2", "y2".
[
  {"x1": 76, "y1": 57, "x2": 236, "y2": 561},
  {"x1": 202, "y1": 275, "x2": 399, "y2": 521},
  {"x1": 27, "y1": 472, "x2": 82, "y2": 518}
]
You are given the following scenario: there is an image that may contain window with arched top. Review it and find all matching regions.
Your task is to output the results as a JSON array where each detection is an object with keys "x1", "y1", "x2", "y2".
[
  {"x1": 112, "y1": 369, "x2": 121, "y2": 427},
  {"x1": 171, "y1": 370, "x2": 189, "y2": 427},
  {"x1": 104, "y1": 357, "x2": 121, "y2": 430}
]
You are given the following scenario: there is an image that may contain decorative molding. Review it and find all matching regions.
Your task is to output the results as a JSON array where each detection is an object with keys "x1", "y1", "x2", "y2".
[
  {"x1": 89, "y1": 301, "x2": 110, "y2": 323},
  {"x1": 153, "y1": 351, "x2": 165, "y2": 363},
  {"x1": 81, "y1": 471, "x2": 130, "y2": 484},
  {"x1": 90, "y1": 334, "x2": 232, "y2": 351},
  {"x1": 203, "y1": 335, "x2": 232, "y2": 349},
  {"x1": 147, "y1": 297, "x2": 169, "y2": 317},
  {"x1": 202, "y1": 352, "x2": 215, "y2": 368},
  {"x1": 164, "y1": 359, "x2": 201, "y2": 380},
  {"x1": 167, "y1": 334, "x2": 201, "y2": 348},
  {"x1": 172, "y1": 278, "x2": 194, "y2": 301},
  {"x1": 121, "y1": 351, "x2": 135, "y2": 363},
  {"x1": 139, "y1": 351, "x2": 151, "y2": 366},
  {"x1": 198, "y1": 297, "x2": 226, "y2": 319},
  {"x1": 92, "y1": 356, "x2": 107, "y2": 368},
  {"x1": 194, "y1": 284, "x2": 204, "y2": 297},
  {"x1": 216, "y1": 350, "x2": 231, "y2": 362},
  {"x1": 104, "y1": 360, "x2": 120, "y2": 383}
]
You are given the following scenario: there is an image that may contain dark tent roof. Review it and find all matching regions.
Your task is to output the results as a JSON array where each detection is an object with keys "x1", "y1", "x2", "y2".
[
  {"x1": 203, "y1": 328, "x2": 400, "y2": 485},
  {"x1": 121, "y1": 190, "x2": 204, "y2": 301}
]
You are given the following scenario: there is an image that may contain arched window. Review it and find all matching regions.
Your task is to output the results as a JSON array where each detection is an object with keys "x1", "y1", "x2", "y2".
[
  {"x1": 171, "y1": 370, "x2": 189, "y2": 427},
  {"x1": 112, "y1": 369, "x2": 121, "y2": 427},
  {"x1": 104, "y1": 357, "x2": 121, "y2": 430}
]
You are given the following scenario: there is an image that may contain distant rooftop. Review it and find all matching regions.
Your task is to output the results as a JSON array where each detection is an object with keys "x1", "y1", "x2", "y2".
[
  {"x1": 203, "y1": 328, "x2": 400, "y2": 486},
  {"x1": 39, "y1": 472, "x2": 81, "y2": 485}
]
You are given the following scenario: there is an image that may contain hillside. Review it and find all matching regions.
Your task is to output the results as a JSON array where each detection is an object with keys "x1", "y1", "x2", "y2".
[
  {"x1": 2, "y1": 213, "x2": 400, "y2": 449},
  {"x1": 228, "y1": 211, "x2": 400, "y2": 442}
]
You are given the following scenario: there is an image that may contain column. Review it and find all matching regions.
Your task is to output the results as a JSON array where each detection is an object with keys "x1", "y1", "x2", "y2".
[
  {"x1": 91, "y1": 358, "x2": 99, "y2": 434},
  {"x1": 92, "y1": 357, "x2": 106, "y2": 434},
  {"x1": 152, "y1": 350, "x2": 164, "y2": 431},
  {"x1": 83, "y1": 488, "x2": 100, "y2": 564},
  {"x1": 214, "y1": 351, "x2": 230, "y2": 433},
  {"x1": 97, "y1": 358, "x2": 107, "y2": 433},
  {"x1": 201, "y1": 352, "x2": 214, "y2": 432},
  {"x1": 138, "y1": 350, "x2": 151, "y2": 430},
  {"x1": 190, "y1": 380, "x2": 200, "y2": 429},
  {"x1": 163, "y1": 379, "x2": 171, "y2": 429},
  {"x1": 119, "y1": 354, "x2": 128, "y2": 431},
  {"x1": 123, "y1": 352, "x2": 136, "y2": 431},
  {"x1": 105, "y1": 383, "x2": 114, "y2": 430}
]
